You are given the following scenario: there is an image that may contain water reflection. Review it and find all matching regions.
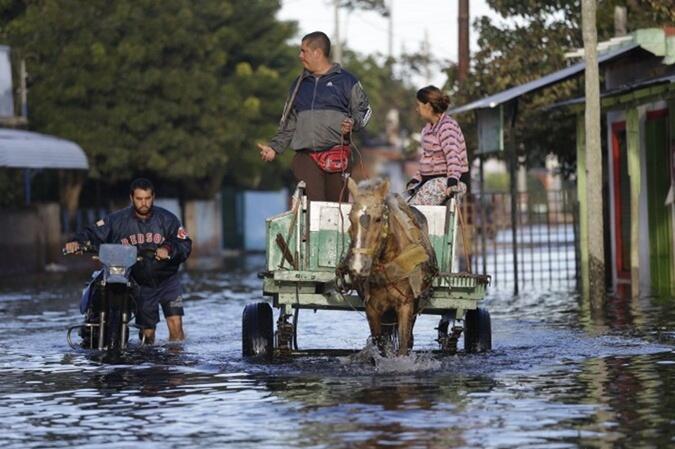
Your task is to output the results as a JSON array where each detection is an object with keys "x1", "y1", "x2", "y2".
[{"x1": 0, "y1": 256, "x2": 673, "y2": 448}]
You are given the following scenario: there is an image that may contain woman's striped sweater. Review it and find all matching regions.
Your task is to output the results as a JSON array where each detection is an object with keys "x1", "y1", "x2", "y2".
[{"x1": 415, "y1": 114, "x2": 468, "y2": 182}]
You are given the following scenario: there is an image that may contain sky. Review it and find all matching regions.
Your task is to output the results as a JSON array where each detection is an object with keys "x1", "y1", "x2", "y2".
[{"x1": 278, "y1": 0, "x2": 501, "y2": 85}]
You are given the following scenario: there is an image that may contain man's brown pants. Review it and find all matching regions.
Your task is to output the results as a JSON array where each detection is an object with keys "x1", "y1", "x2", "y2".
[{"x1": 291, "y1": 150, "x2": 349, "y2": 202}]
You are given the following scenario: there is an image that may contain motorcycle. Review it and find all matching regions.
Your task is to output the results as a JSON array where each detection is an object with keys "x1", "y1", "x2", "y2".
[{"x1": 65, "y1": 243, "x2": 139, "y2": 353}]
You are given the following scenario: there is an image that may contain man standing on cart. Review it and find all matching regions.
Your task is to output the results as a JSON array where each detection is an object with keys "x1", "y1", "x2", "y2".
[{"x1": 257, "y1": 31, "x2": 372, "y2": 202}]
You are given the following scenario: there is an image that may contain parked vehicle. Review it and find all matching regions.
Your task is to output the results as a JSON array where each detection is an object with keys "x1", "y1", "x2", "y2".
[{"x1": 65, "y1": 243, "x2": 139, "y2": 353}]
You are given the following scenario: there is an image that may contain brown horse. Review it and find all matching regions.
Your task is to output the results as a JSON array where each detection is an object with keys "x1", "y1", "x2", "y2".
[{"x1": 340, "y1": 178, "x2": 438, "y2": 356}]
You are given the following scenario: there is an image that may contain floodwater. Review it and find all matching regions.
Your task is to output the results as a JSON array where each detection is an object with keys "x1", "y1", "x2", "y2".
[{"x1": 0, "y1": 255, "x2": 673, "y2": 449}]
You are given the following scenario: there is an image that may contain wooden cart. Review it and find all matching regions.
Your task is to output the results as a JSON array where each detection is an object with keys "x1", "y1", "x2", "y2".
[{"x1": 243, "y1": 184, "x2": 491, "y2": 358}]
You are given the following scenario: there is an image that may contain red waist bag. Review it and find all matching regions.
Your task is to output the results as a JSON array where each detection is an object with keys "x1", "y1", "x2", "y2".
[{"x1": 309, "y1": 145, "x2": 351, "y2": 173}]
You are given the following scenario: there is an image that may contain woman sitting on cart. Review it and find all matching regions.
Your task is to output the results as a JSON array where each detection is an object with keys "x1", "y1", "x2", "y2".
[{"x1": 407, "y1": 85, "x2": 469, "y2": 206}]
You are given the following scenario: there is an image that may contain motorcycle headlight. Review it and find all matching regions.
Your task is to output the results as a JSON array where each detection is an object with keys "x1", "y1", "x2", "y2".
[{"x1": 109, "y1": 266, "x2": 126, "y2": 275}]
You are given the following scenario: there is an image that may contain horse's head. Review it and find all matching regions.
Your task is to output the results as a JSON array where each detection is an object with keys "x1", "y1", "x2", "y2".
[{"x1": 345, "y1": 177, "x2": 391, "y2": 279}]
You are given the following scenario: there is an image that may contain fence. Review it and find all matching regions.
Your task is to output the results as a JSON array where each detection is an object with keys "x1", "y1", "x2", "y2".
[{"x1": 459, "y1": 188, "x2": 579, "y2": 294}]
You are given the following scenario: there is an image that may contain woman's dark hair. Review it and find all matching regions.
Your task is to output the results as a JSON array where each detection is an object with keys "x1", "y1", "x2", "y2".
[
  {"x1": 416, "y1": 85, "x2": 450, "y2": 113},
  {"x1": 129, "y1": 178, "x2": 155, "y2": 195}
]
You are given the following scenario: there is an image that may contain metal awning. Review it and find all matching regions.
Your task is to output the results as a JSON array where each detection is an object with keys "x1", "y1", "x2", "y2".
[
  {"x1": 0, "y1": 128, "x2": 88, "y2": 169},
  {"x1": 448, "y1": 43, "x2": 641, "y2": 115},
  {"x1": 547, "y1": 73, "x2": 675, "y2": 109}
]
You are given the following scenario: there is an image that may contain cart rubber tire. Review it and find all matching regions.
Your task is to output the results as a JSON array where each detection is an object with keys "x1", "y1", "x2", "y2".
[
  {"x1": 464, "y1": 308, "x2": 491, "y2": 353},
  {"x1": 242, "y1": 302, "x2": 274, "y2": 358}
]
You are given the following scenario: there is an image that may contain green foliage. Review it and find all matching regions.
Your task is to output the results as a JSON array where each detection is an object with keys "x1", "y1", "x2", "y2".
[
  {"x1": 484, "y1": 171, "x2": 509, "y2": 192},
  {"x1": 341, "y1": 0, "x2": 388, "y2": 16},
  {"x1": 1, "y1": 0, "x2": 298, "y2": 196},
  {"x1": 342, "y1": 50, "x2": 417, "y2": 140},
  {"x1": 488, "y1": 0, "x2": 674, "y2": 34},
  {"x1": 448, "y1": 3, "x2": 582, "y2": 174},
  {"x1": 0, "y1": 169, "x2": 22, "y2": 207},
  {"x1": 448, "y1": 0, "x2": 673, "y2": 177}
]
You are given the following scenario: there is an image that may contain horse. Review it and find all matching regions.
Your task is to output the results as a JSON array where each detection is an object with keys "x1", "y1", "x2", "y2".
[{"x1": 339, "y1": 177, "x2": 438, "y2": 356}]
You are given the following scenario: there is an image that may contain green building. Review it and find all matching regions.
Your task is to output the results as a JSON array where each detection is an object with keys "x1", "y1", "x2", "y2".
[{"x1": 450, "y1": 27, "x2": 674, "y2": 297}]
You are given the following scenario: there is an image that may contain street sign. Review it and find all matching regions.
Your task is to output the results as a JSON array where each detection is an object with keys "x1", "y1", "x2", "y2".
[{"x1": 476, "y1": 106, "x2": 503, "y2": 154}]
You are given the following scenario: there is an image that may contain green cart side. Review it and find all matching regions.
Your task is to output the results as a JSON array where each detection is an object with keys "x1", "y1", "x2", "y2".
[{"x1": 243, "y1": 184, "x2": 491, "y2": 358}]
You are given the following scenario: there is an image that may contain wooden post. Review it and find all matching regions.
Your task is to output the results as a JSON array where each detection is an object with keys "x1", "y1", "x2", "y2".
[
  {"x1": 333, "y1": 0, "x2": 342, "y2": 64},
  {"x1": 582, "y1": 0, "x2": 605, "y2": 305},
  {"x1": 458, "y1": 0, "x2": 469, "y2": 83},
  {"x1": 626, "y1": 107, "x2": 641, "y2": 297},
  {"x1": 387, "y1": 0, "x2": 393, "y2": 59},
  {"x1": 669, "y1": 99, "x2": 675, "y2": 297},
  {"x1": 479, "y1": 155, "x2": 487, "y2": 275},
  {"x1": 614, "y1": 6, "x2": 627, "y2": 37},
  {"x1": 576, "y1": 113, "x2": 589, "y2": 298},
  {"x1": 508, "y1": 125, "x2": 519, "y2": 295},
  {"x1": 58, "y1": 170, "x2": 85, "y2": 234}
]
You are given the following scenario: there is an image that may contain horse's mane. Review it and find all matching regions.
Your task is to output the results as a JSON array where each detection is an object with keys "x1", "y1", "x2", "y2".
[
  {"x1": 346, "y1": 178, "x2": 438, "y2": 301},
  {"x1": 386, "y1": 195, "x2": 429, "y2": 237},
  {"x1": 381, "y1": 193, "x2": 438, "y2": 298},
  {"x1": 356, "y1": 178, "x2": 388, "y2": 195}
]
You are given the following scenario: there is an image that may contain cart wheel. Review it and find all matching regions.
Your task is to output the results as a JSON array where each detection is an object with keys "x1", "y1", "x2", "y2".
[
  {"x1": 464, "y1": 308, "x2": 491, "y2": 353},
  {"x1": 242, "y1": 302, "x2": 274, "y2": 358},
  {"x1": 437, "y1": 314, "x2": 458, "y2": 354}
]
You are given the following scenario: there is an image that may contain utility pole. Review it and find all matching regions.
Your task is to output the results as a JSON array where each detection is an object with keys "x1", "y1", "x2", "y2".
[
  {"x1": 19, "y1": 59, "x2": 28, "y2": 119},
  {"x1": 458, "y1": 0, "x2": 469, "y2": 83},
  {"x1": 614, "y1": 6, "x2": 627, "y2": 36},
  {"x1": 333, "y1": 0, "x2": 342, "y2": 63},
  {"x1": 422, "y1": 29, "x2": 432, "y2": 84},
  {"x1": 387, "y1": 0, "x2": 393, "y2": 59},
  {"x1": 581, "y1": 0, "x2": 605, "y2": 305}
]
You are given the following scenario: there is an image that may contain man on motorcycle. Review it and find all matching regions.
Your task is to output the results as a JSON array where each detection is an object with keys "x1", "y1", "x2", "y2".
[{"x1": 65, "y1": 178, "x2": 192, "y2": 344}]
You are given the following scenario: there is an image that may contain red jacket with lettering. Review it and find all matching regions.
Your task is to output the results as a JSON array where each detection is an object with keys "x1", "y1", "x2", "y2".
[{"x1": 75, "y1": 206, "x2": 192, "y2": 287}]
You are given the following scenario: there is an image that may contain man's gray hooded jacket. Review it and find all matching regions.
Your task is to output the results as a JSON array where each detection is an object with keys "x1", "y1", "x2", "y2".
[{"x1": 269, "y1": 64, "x2": 371, "y2": 153}]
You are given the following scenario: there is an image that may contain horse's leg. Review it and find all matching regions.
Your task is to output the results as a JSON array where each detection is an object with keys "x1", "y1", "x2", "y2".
[
  {"x1": 396, "y1": 300, "x2": 415, "y2": 356},
  {"x1": 365, "y1": 301, "x2": 382, "y2": 348},
  {"x1": 410, "y1": 313, "x2": 417, "y2": 351}
]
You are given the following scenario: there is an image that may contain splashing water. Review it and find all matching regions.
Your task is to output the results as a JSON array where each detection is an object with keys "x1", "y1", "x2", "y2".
[{"x1": 0, "y1": 258, "x2": 674, "y2": 449}]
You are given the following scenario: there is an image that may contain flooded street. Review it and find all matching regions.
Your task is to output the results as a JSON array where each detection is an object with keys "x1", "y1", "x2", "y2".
[{"x1": 1, "y1": 256, "x2": 674, "y2": 449}]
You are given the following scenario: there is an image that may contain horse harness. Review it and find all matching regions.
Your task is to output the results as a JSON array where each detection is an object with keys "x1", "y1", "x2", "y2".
[{"x1": 348, "y1": 200, "x2": 437, "y2": 303}]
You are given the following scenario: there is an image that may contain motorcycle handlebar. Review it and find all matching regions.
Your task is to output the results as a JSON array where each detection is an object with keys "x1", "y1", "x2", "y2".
[
  {"x1": 63, "y1": 244, "x2": 165, "y2": 261},
  {"x1": 62, "y1": 241, "x2": 96, "y2": 256}
]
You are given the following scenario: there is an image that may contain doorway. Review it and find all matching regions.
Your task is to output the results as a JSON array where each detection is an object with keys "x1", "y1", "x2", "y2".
[
  {"x1": 645, "y1": 109, "x2": 672, "y2": 295},
  {"x1": 611, "y1": 121, "x2": 631, "y2": 282}
]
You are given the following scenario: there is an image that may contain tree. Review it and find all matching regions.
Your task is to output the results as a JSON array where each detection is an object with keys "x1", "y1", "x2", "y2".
[
  {"x1": 448, "y1": 0, "x2": 674, "y2": 176},
  {"x1": 340, "y1": 0, "x2": 388, "y2": 15},
  {"x1": 582, "y1": 0, "x2": 605, "y2": 303},
  {"x1": 447, "y1": 2, "x2": 583, "y2": 174},
  {"x1": 341, "y1": 49, "x2": 417, "y2": 141},
  {"x1": 0, "y1": 0, "x2": 298, "y2": 198}
]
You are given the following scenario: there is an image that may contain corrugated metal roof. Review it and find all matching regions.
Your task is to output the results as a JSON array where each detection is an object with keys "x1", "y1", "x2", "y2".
[
  {"x1": 547, "y1": 73, "x2": 675, "y2": 109},
  {"x1": 564, "y1": 35, "x2": 636, "y2": 58},
  {"x1": 0, "y1": 128, "x2": 88, "y2": 169},
  {"x1": 448, "y1": 43, "x2": 641, "y2": 115}
]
